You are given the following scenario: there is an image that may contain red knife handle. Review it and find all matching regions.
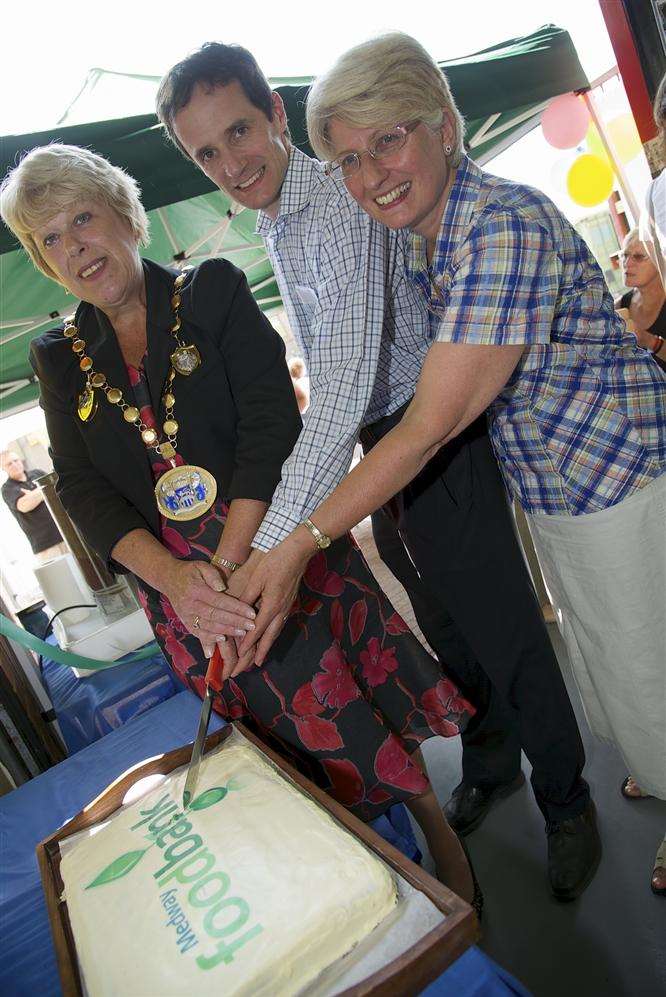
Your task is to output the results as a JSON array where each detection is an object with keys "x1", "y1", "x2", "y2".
[{"x1": 205, "y1": 645, "x2": 225, "y2": 693}]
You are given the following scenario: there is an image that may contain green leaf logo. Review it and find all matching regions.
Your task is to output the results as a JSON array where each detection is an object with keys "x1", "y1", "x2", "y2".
[
  {"x1": 188, "y1": 786, "x2": 227, "y2": 811},
  {"x1": 86, "y1": 849, "x2": 148, "y2": 889}
]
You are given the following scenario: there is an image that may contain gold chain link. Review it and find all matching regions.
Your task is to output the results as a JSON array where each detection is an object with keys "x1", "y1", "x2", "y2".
[{"x1": 64, "y1": 268, "x2": 192, "y2": 460}]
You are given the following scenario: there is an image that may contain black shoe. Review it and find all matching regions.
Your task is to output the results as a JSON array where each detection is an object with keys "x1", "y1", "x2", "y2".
[
  {"x1": 443, "y1": 772, "x2": 526, "y2": 836},
  {"x1": 547, "y1": 801, "x2": 601, "y2": 901}
]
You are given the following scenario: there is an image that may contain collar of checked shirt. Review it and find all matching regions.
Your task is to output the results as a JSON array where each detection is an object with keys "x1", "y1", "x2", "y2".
[
  {"x1": 255, "y1": 146, "x2": 324, "y2": 237},
  {"x1": 407, "y1": 154, "x2": 486, "y2": 308}
]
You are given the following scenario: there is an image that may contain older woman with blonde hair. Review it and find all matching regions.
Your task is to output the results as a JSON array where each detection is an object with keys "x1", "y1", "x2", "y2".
[
  {"x1": 615, "y1": 228, "x2": 666, "y2": 371},
  {"x1": 0, "y1": 143, "x2": 481, "y2": 910},
  {"x1": 237, "y1": 33, "x2": 666, "y2": 897}
]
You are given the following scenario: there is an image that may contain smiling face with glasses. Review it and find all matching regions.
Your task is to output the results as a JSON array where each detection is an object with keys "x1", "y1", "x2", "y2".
[
  {"x1": 325, "y1": 112, "x2": 458, "y2": 253},
  {"x1": 325, "y1": 122, "x2": 420, "y2": 181}
]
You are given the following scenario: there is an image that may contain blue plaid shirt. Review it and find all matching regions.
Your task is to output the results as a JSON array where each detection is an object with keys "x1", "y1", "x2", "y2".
[
  {"x1": 408, "y1": 156, "x2": 666, "y2": 516},
  {"x1": 253, "y1": 147, "x2": 431, "y2": 549}
]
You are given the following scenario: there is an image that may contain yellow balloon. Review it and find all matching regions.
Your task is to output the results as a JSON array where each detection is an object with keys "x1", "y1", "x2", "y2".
[
  {"x1": 566, "y1": 154, "x2": 614, "y2": 207},
  {"x1": 585, "y1": 124, "x2": 612, "y2": 169},
  {"x1": 607, "y1": 113, "x2": 642, "y2": 164}
]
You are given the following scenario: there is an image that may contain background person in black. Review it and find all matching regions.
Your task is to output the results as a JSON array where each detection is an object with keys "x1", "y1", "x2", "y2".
[
  {"x1": 0, "y1": 450, "x2": 65, "y2": 562},
  {"x1": 615, "y1": 229, "x2": 666, "y2": 372}
]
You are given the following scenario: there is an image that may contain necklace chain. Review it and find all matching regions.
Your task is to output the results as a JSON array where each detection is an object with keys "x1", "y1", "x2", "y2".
[{"x1": 64, "y1": 268, "x2": 193, "y2": 461}]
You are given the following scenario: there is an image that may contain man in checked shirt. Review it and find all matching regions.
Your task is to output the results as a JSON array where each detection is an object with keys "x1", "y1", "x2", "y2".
[{"x1": 158, "y1": 43, "x2": 599, "y2": 900}]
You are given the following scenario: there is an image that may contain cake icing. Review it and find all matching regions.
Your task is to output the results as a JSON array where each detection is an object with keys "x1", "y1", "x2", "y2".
[{"x1": 59, "y1": 737, "x2": 397, "y2": 995}]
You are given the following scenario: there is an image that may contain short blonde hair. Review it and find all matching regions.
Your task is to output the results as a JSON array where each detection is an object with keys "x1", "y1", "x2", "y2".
[
  {"x1": 0, "y1": 144, "x2": 149, "y2": 283},
  {"x1": 306, "y1": 33, "x2": 465, "y2": 165}
]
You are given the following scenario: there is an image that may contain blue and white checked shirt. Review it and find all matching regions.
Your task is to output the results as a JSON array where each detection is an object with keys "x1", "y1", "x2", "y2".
[
  {"x1": 252, "y1": 147, "x2": 431, "y2": 549},
  {"x1": 408, "y1": 156, "x2": 666, "y2": 517}
]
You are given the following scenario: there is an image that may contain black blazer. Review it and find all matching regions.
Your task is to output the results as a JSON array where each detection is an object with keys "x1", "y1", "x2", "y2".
[{"x1": 30, "y1": 258, "x2": 302, "y2": 570}]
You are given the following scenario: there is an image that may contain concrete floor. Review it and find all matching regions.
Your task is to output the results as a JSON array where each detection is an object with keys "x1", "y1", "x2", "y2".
[{"x1": 352, "y1": 519, "x2": 666, "y2": 997}]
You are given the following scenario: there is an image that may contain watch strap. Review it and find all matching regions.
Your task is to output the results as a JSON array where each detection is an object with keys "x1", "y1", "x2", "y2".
[
  {"x1": 210, "y1": 553, "x2": 242, "y2": 572},
  {"x1": 302, "y1": 517, "x2": 332, "y2": 549}
]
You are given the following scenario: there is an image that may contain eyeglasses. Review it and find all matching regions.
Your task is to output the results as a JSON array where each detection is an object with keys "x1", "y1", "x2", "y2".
[
  {"x1": 619, "y1": 251, "x2": 649, "y2": 264},
  {"x1": 325, "y1": 122, "x2": 420, "y2": 181}
]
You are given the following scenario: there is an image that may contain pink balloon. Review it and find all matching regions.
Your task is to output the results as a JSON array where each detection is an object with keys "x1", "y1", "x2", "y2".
[{"x1": 541, "y1": 94, "x2": 590, "y2": 150}]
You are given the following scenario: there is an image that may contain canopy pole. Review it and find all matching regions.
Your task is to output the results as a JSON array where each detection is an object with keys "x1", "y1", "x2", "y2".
[{"x1": 580, "y1": 89, "x2": 640, "y2": 225}]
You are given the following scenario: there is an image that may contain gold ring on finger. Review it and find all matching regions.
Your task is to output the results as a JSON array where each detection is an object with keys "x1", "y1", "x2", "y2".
[{"x1": 193, "y1": 615, "x2": 200, "y2": 629}]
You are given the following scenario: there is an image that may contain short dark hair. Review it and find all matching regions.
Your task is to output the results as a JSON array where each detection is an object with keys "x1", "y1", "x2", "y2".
[{"x1": 156, "y1": 42, "x2": 276, "y2": 155}]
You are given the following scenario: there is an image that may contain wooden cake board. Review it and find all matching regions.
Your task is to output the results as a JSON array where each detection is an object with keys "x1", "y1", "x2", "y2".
[{"x1": 37, "y1": 721, "x2": 479, "y2": 996}]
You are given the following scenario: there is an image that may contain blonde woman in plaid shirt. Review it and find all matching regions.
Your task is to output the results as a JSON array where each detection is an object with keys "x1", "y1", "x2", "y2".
[{"x1": 241, "y1": 34, "x2": 666, "y2": 897}]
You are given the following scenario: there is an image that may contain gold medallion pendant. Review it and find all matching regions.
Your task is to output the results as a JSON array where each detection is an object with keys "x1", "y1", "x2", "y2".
[
  {"x1": 154, "y1": 464, "x2": 217, "y2": 521},
  {"x1": 77, "y1": 387, "x2": 97, "y2": 422},
  {"x1": 170, "y1": 344, "x2": 201, "y2": 376}
]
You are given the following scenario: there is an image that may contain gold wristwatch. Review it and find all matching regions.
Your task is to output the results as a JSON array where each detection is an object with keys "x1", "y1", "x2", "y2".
[
  {"x1": 302, "y1": 517, "x2": 332, "y2": 549},
  {"x1": 210, "y1": 553, "x2": 242, "y2": 572}
]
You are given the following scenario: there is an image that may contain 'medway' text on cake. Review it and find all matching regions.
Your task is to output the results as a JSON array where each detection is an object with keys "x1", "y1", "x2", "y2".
[{"x1": 60, "y1": 738, "x2": 397, "y2": 995}]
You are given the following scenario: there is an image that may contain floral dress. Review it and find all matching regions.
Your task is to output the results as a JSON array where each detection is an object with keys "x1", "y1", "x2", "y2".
[{"x1": 128, "y1": 364, "x2": 474, "y2": 821}]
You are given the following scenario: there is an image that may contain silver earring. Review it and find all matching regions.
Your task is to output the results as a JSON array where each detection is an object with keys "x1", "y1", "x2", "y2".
[{"x1": 445, "y1": 144, "x2": 452, "y2": 155}]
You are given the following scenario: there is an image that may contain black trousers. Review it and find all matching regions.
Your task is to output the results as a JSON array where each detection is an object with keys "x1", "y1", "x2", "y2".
[{"x1": 361, "y1": 406, "x2": 590, "y2": 823}]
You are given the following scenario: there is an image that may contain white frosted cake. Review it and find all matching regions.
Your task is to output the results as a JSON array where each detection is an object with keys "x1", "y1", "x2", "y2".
[{"x1": 59, "y1": 737, "x2": 396, "y2": 995}]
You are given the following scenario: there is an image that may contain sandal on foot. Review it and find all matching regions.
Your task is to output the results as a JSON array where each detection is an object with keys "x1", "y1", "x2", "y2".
[
  {"x1": 651, "y1": 837, "x2": 666, "y2": 897},
  {"x1": 620, "y1": 776, "x2": 653, "y2": 801}
]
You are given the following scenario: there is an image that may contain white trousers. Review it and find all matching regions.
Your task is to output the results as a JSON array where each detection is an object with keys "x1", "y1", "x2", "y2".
[{"x1": 526, "y1": 474, "x2": 666, "y2": 798}]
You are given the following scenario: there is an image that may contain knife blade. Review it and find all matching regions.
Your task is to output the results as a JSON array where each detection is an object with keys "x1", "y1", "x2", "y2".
[{"x1": 182, "y1": 644, "x2": 225, "y2": 810}]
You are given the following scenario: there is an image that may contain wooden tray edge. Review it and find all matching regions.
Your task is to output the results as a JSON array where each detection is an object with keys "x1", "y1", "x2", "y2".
[{"x1": 36, "y1": 721, "x2": 478, "y2": 996}]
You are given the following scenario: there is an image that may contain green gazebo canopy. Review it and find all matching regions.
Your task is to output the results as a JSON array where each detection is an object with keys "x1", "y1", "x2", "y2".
[{"x1": 0, "y1": 24, "x2": 589, "y2": 415}]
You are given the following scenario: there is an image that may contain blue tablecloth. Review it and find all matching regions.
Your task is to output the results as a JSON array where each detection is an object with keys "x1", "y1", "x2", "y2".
[
  {"x1": 40, "y1": 638, "x2": 180, "y2": 753},
  {"x1": 0, "y1": 692, "x2": 528, "y2": 996}
]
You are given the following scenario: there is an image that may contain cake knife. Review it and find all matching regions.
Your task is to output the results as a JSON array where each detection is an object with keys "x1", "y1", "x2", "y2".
[{"x1": 182, "y1": 644, "x2": 225, "y2": 810}]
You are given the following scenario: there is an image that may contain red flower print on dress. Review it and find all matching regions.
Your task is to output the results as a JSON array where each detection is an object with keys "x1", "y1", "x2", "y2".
[
  {"x1": 322, "y1": 758, "x2": 366, "y2": 807},
  {"x1": 360, "y1": 637, "x2": 399, "y2": 687},
  {"x1": 304, "y1": 551, "x2": 345, "y2": 596},
  {"x1": 293, "y1": 715, "x2": 344, "y2": 752},
  {"x1": 227, "y1": 679, "x2": 248, "y2": 709},
  {"x1": 140, "y1": 405, "x2": 157, "y2": 429},
  {"x1": 158, "y1": 594, "x2": 185, "y2": 632},
  {"x1": 385, "y1": 612, "x2": 411, "y2": 636},
  {"x1": 330, "y1": 599, "x2": 343, "y2": 641},
  {"x1": 374, "y1": 734, "x2": 430, "y2": 793},
  {"x1": 136, "y1": 587, "x2": 152, "y2": 622},
  {"x1": 227, "y1": 700, "x2": 246, "y2": 719},
  {"x1": 367, "y1": 787, "x2": 393, "y2": 805},
  {"x1": 161, "y1": 527, "x2": 191, "y2": 557},
  {"x1": 349, "y1": 598, "x2": 368, "y2": 645},
  {"x1": 421, "y1": 678, "x2": 472, "y2": 735},
  {"x1": 312, "y1": 643, "x2": 361, "y2": 709},
  {"x1": 155, "y1": 623, "x2": 197, "y2": 678},
  {"x1": 211, "y1": 696, "x2": 229, "y2": 718},
  {"x1": 153, "y1": 455, "x2": 185, "y2": 479},
  {"x1": 292, "y1": 681, "x2": 326, "y2": 716},
  {"x1": 300, "y1": 596, "x2": 323, "y2": 616}
]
